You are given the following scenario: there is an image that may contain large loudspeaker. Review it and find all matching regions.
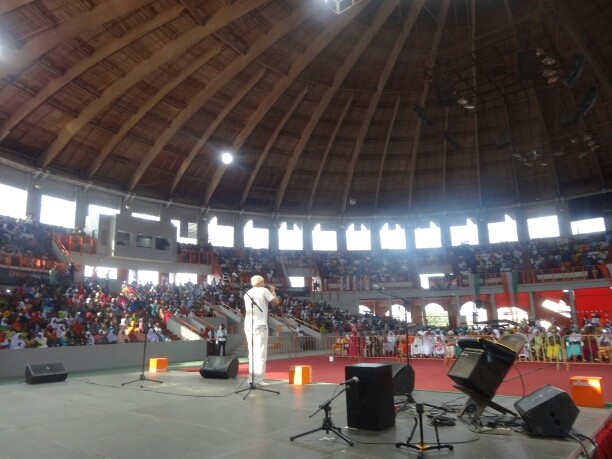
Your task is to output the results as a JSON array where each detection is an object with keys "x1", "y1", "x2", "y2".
[
  {"x1": 448, "y1": 339, "x2": 515, "y2": 398},
  {"x1": 199, "y1": 355, "x2": 239, "y2": 379},
  {"x1": 388, "y1": 362, "x2": 415, "y2": 395},
  {"x1": 514, "y1": 385, "x2": 579, "y2": 437},
  {"x1": 345, "y1": 363, "x2": 395, "y2": 431},
  {"x1": 25, "y1": 362, "x2": 68, "y2": 384}
]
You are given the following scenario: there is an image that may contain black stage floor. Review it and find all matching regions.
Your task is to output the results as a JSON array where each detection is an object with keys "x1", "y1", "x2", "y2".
[{"x1": 0, "y1": 367, "x2": 609, "y2": 459}]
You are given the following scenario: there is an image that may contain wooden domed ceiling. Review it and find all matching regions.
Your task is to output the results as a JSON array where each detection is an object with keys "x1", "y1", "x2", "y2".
[{"x1": 0, "y1": 0, "x2": 610, "y2": 218}]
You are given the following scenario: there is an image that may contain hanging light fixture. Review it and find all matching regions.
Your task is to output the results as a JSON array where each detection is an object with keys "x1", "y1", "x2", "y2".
[{"x1": 542, "y1": 56, "x2": 556, "y2": 66}]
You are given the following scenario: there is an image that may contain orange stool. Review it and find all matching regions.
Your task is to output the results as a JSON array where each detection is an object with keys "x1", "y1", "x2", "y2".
[
  {"x1": 289, "y1": 365, "x2": 312, "y2": 385},
  {"x1": 149, "y1": 357, "x2": 168, "y2": 372},
  {"x1": 569, "y1": 376, "x2": 605, "y2": 408}
]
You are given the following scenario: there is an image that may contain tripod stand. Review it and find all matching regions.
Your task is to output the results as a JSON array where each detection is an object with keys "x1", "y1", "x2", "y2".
[
  {"x1": 122, "y1": 326, "x2": 162, "y2": 388},
  {"x1": 396, "y1": 403, "x2": 453, "y2": 458},
  {"x1": 290, "y1": 386, "x2": 353, "y2": 446},
  {"x1": 235, "y1": 282, "x2": 279, "y2": 399}
]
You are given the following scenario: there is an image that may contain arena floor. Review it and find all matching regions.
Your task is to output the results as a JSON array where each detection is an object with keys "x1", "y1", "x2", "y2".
[{"x1": 0, "y1": 365, "x2": 609, "y2": 459}]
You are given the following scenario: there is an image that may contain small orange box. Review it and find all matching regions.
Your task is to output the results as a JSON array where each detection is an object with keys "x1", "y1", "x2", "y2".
[
  {"x1": 149, "y1": 357, "x2": 168, "y2": 372},
  {"x1": 569, "y1": 376, "x2": 605, "y2": 408},
  {"x1": 289, "y1": 365, "x2": 312, "y2": 385}
]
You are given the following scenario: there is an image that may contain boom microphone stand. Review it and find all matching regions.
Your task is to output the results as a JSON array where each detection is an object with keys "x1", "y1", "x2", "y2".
[
  {"x1": 373, "y1": 285, "x2": 411, "y2": 365},
  {"x1": 395, "y1": 403, "x2": 453, "y2": 458},
  {"x1": 235, "y1": 280, "x2": 279, "y2": 399},
  {"x1": 122, "y1": 325, "x2": 163, "y2": 388},
  {"x1": 290, "y1": 381, "x2": 355, "y2": 446}
]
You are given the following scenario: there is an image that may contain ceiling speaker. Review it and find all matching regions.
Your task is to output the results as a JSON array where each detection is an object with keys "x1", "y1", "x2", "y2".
[
  {"x1": 561, "y1": 53, "x2": 586, "y2": 88},
  {"x1": 517, "y1": 49, "x2": 538, "y2": 81}
]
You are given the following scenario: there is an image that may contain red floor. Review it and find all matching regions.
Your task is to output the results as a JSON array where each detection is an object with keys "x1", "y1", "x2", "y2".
[{"x1": 243, "y1": 355, "x2": 612, "y2": 401}]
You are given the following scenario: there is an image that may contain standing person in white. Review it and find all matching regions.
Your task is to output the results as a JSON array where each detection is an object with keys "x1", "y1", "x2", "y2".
[{"x1": 244, "y1": 275, "x2": 279, "y2": 386}]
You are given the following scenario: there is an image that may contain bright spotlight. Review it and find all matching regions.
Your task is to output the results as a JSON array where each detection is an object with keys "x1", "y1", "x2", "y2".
[{"x1": 221, "y1": 152, "x2": 233, "y2": 165}]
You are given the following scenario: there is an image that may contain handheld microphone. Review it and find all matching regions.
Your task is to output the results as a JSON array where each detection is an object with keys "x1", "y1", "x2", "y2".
[{"x1": 340, "y1": 376, "x2": 359, "y2": 386}]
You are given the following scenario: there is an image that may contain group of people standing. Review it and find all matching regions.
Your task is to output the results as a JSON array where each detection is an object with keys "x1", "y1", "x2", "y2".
[{"x1": 200, "y1": 324, "x2": 228, "y2": 356}]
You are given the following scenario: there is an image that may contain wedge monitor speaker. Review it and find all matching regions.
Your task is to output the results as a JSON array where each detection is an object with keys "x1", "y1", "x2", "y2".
[
  {"x1": 199, "y1": 355, "x2": 239, "y2": 379},
  {"x1": 514, "y1": 385, "x2": 579, "y2": 437},
  {"x1": 25, "y1": 362, "x2": 68, "y2": 384}
]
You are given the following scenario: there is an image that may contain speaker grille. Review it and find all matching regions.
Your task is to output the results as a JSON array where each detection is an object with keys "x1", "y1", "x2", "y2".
[
  {"x1": 199, "y1": 356, "x2": 239, "y2": 379},
  {"x1": 514, "y1": 385, "x2": 579, "y2": 437},
  {"x1": 25, "y1": 362, "x2": 68, "y2": 384}
]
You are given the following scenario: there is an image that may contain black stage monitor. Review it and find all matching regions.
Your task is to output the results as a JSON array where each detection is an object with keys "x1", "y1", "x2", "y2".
[{"x1": 448, "y1": 337, "x2": 522, "y2": 418}]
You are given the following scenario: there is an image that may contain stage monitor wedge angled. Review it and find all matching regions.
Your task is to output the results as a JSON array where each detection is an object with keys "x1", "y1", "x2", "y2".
[
  {"x1": 515, "y1": 385, "x2": 579, "y2": 437},
  {"x1": 200, "y1": 355, "x2": 239, "y2": 379},
  {"x1": 25, "y1": 362, "x2": 68, "y2": 384},
  {"x1": 386, "y1": 362, "x2": 415, "y2": 395}
]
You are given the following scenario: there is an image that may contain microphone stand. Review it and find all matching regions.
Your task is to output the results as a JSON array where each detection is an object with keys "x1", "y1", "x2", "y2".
[
  {"x1": 395, "y1": 402, "x2": 453, "y2": 458},
  {"x1": 235, "y1": 280, "x2": 279, "y2": 399},
  {"x1": 122, "y1": 325, "x2": 163, "y2": 388},
  {"x1": 290, "y1": 384, "x2": 354, "y2": 446},
  {"x1": 375, "y1": 287, "x2": 411, "y2": 366}
]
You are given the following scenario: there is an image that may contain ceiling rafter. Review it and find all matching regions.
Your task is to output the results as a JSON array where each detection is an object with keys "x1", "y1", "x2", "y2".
[
  {"x1": 547, "y1": 0, "x2": 612, "y2": 100},
  {"x1": 40, "y1": 0, "x2": 269, "y2": 171},
  {"x1": 135, "y1": 1, "x2": 320, "y2": 198},
  {"x1": 0, "y1": 0, "x2": 153, "y2": 81},
  {"x1": 239, "y1": 85, "x2": 309, "y2": 206},
  {"x1": 407, "y1": 0, "x2": 451, "y2": 210},
  {"x1": 0, "y1": 0, "x2": 35, "y2": 16},
  {"x1": 0, "y1": 5, "x2": 185, "y2": 143},
  {"x1": 374, "y1": 95, "x2": 401, "y2": 211},
  {"x1": 89, "y1": 44, "x2": 223, "y2": 179},
  {"x1": 308, "y1": 93, "x2": 354, "y2": 213},
  {"x1": 341, "y1": 0, "x2": 426, "y2": 215},
  {"x1": 170, "y1": 67, "x2": 267, "y2": 195},
  {"x1": 203, "y1": 0, "x2": 372, "y2": 207}
]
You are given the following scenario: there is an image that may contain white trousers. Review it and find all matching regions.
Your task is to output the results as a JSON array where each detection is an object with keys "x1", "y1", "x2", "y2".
[{"x1": 244, "y1": 325, "x2": 268, "y2": 382}]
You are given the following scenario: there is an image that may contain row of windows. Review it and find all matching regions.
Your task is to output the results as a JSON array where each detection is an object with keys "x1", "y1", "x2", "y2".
[{"x1": 0, "y1": 183, "x2": 608, "y2": 251}]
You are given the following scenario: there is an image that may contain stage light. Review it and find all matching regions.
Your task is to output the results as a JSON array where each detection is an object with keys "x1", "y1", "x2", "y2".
[{"x1": 221, "y1": 151, "x2": 233, "y2": 165}]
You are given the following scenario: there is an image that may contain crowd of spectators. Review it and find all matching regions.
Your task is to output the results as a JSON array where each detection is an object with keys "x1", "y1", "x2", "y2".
[
  {"x1": 528, "y1": 235, "x2": 609, "y2": 274},
  {"x1": 452, "y1": 242, "x2": 524, "y2": 276}
]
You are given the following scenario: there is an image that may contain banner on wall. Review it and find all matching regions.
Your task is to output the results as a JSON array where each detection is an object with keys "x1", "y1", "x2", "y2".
[
  {"x1": 0, "y1": 268, "x2": 50, "y2": 285},
  {"x1": 501, "y1": 271, "x2": 518, "y2": 306}
]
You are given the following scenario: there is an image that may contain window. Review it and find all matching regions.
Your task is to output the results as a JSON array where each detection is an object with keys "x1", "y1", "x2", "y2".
[
  {"x1": 289, "y1": 276, "x2": 305, "y2": 287},
  {"x1": 414, "y1": 222, "x2": 441, "y2": 249},
  {"x1": 380, "y1": 223, "x2": 406, "y2": 249},
  {"x1": 88, "y1": 204, "x2": 119, "y2": 218},
  {"x1": 155, "y1": 237, "x2": 170, "y2": 250},
  {"x1": 279, "y1": 222, "x2": 303, "y2": 250},
  {"x1": 571, "y1": 217, "x2": 605, "y2": 235},
  {"x1": 208, "y1": 217, "x2": 234, "y2": 247},
  {"x1": 385, "y1": 303, "x2": 412, "y2": 322},
  {"x1": 136, "y1": 234, "x2": 153, "y2": 248},
  {"x1": 40, "y1": 195, "x2": 76, "y2": 228},
  {"x1": 129, "y1": 269, "x2": 158, "y2": 285},
  {"x1": 527, "y1": 215, "x2": 560, "y2": 239},
  {"x1": 174, "y1": 272, "x2": 197, "y2": 285},
  {"x1": 488, "y1": 214, "x2": 518, "y2": 243},
  {"x1": 419, "y1": 273, "x2": 444, "y2": 289},
  {"x1": 0, "y1": 184, "x2": 27, "y2": 219},
  {"x1": 450, "y1": 219, "x2": 479, "y2": 246},
  {"x1": 171, "y1": 219, "x2": 197, "y2": 244},
  {"x1": 115, "y1": 231, "x2": 131, "y2": 246},
  {"x1": 346, "y1": 223, "x2": 371, "y2": 250},
  {"x1": 424, "y1": 303, "x2": 448, "y2": 327},
  {"x1": 131, "y1": 212, "x2": 160, "y2": 221},
  {"x1": 312, "y1": 224, "x2": 337, "y2": 251},
  {"x1": 244, "y1": 220, "x2": 269, "y2": 249}
]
